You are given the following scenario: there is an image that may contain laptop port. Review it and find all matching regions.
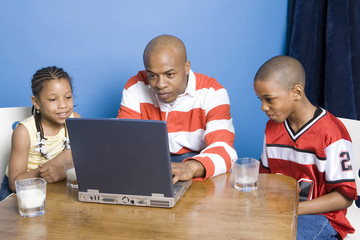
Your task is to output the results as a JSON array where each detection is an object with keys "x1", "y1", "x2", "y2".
[
  {"x1": 102, "y1": 198, "x2": 116, "y2": 202},
  {"x1": 137, "y1": 199, "x2": 146, "y2": 206},
  {"x1": 122, "y1": 196, "x2": 129, "y2": 204}
]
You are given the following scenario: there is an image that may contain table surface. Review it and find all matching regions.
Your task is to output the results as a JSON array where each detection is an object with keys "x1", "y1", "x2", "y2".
[{"x1": 0, "y1": 173, "x2": 298, "y2": 240}]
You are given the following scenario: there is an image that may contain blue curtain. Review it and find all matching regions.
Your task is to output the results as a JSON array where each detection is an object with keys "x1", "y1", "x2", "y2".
[{"x1": 287, "y1": 0, "x2": 360, "y2": 120}]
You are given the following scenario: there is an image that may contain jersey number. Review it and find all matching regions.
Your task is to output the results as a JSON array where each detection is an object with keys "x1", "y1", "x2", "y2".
[{"x1": 340, "y1": 152, "x2": 352, "y2": 171}]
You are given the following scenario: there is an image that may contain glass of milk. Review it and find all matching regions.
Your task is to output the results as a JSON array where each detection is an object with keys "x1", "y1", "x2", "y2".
[
  {"x1": 232, "y1": 158, "x2": 260, "y2": 192},
  {"x1": 15, "y1": 178, "x2": 47, "y2": 217},
  {"x1": 63, "y1": 158, "x2": 78, "y2": 188}
]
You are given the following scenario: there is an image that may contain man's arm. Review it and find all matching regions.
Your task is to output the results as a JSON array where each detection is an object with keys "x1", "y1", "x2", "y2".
[
  {"x1": 117, "y1": 73, "x2": 143, "y2": 119},
  {"x1": 182, "y1": 87, "x2": 237, "y2": 181},
  {"x1": 117, "y1": 105, "x2": 141, "y2": 119}
]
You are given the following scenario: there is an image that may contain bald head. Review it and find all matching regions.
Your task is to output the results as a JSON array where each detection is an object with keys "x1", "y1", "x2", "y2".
[
  {"x1": 141, "y1": 35, "x2": 191, "y2": 103},
  {"x1": 143, "y1": 35, "x2": 187, "y2": 67},
  {"x1": 254, "y1": 55, "x2": 306, "y2": 91}
]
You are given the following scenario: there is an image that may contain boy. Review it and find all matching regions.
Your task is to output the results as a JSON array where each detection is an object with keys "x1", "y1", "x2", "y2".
[{"x1": 253, "y1": 55, "x2": 357, "y2": 239}]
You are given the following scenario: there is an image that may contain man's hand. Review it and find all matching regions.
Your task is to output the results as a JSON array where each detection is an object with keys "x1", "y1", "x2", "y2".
[
  {"x1": 38, "y1": 164, "x2": 66, "y2": 183},
  {"x1": 171, "y1": 160, "x2": 205, "y2": 184}
]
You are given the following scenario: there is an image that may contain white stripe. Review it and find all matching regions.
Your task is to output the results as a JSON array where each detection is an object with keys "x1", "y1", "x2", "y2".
[
  {"x1": 163, "y1": 88, "x2": 229, "y2": 113},
  {"x1": 266, "y1": 146, "x2": 326, "y2": 172},
  {"x1": 168, "y1": 129, "x2": 205, "y2": 153},
  {"x1": 201, "y1": 141, "x2": 238, "y2": 161},
  {"x1": 198, "y1": 153, "x2": 227, "y2": 177},
  {"x1": 260, "y1": 135, "x2": 268, "y2": 167},
  {"x1": 123, "y1": 79, "x2": 230, "y2": 114},
  {"x1": 203, "y1": 88, "x2": 230, "y2": 115},
  {"x1": 121, "y1": 82, "x2": 159, "y2": 111},
  {"x1": 120, "y1": 87, "x2": 140, "y2": 113},
  {"x1": 205, "y1": 119, "x2": 235, "y2": 136}
]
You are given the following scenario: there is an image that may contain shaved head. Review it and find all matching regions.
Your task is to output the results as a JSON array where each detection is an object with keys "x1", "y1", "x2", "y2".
[
  {"x1": 143, "y1": 35, "x2": 187, "y2": 66},
  {"x1": 254, "y1": 55, "x2": 305, "y2": 91},
  {"x1": 142, "y1": 35, "x2": 190, "y2": 103}
]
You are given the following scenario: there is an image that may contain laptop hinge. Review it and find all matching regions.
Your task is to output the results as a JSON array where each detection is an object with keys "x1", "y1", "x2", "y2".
[
  {"x1": 87, "y1": 189, "x2": 100, "y2": 193},
  {"x1": 151, "y1": 193, "x2": 164, "y2": 197}
]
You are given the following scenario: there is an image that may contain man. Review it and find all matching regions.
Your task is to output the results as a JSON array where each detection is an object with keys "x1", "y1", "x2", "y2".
[{"x1": 117, "y1": 35, "x2": 237, "y2": 183}]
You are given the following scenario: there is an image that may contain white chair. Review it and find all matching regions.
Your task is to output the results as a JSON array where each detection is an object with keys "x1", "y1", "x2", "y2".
[
  {"x1": 0, "y1": 107, "x2": 32, "y2": 183},
  {"x1": 338, "y1": 118, "x2": 360, "y2": 239}
]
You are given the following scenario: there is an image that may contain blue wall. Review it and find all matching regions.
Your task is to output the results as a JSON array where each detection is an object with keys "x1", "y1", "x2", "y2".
[{"x1": 0, "y1": 0, "x2": 288, "y2": 159}]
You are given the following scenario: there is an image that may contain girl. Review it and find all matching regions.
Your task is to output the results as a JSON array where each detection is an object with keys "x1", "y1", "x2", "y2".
[{"x1": 0, "y1": 66, "x2": 80, "y2": 200}]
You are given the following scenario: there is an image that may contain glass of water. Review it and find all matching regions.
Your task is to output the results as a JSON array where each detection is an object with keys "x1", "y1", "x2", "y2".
[{"x1": 232, "y1": 158, "x2": 260, "y2": 192}]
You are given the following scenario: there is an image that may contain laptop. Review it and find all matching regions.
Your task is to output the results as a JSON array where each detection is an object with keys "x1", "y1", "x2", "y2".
[{"x1": 66, "y1": 118, "x2": 192, "y2": 208}]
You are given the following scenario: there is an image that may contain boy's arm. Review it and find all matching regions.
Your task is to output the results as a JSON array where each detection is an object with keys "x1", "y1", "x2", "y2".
[{"x1": 298, "y1": 190, "x2": 353, "y2": 215}]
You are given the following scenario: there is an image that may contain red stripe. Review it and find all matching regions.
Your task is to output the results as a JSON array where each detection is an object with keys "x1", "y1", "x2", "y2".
[
  {"x1": 205, "y1": 129, "x2": 235, "y2": 146},
  {"x1": 173, "y1": 147, "x2": 195, "y2": 155},
  {"x1": 139, "y1": 103, "x2": 165, "y2": 120},
  {"x1": 206, "y1": 104, "x2": 231, "y2": 122},
  {"x1": 117, "y1": 106, "x2": 141, "y2": 119},
  {"x1": 190, "y1": 156, "x2": 215, "y2": 181},
  {"x1": 167, "y1": 108, "x2": 205, "y2": 133},
  {"x1": 203, "y1": 146, "x2": 232, "y2": 171},
  {"x1": 124, "y1": 71, "x2": 148, "y2": 90},
  {"x1": 194, "y1": 73, "x2": 224, "y2": 91}
]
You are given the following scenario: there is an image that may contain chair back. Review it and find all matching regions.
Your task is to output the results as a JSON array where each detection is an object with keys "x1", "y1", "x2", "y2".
[
  {"x1": 0, "y1": 107, "x2": 32, "y2": 182},
  {"x1": 338, "y1": 117, "x2": 360, "y2": 239}
]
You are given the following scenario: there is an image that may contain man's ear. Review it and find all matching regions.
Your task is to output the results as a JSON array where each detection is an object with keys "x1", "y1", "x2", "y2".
[
  {"x1": 292, "y1": 84, "x2": 303, "y2": 101},
  {"x1": 185, "y1": 60, "x2": 191, "y2": 75}
]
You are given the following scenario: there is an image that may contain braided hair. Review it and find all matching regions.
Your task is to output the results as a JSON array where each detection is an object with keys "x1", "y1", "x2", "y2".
[{"x1": 31, "y1": 66, "x2": 73, "y2": 158}]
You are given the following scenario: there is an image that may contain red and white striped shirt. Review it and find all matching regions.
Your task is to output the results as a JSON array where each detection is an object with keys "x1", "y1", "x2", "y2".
[{"x1": 117, "y1": 70, "x2": 237, "y2": 180}]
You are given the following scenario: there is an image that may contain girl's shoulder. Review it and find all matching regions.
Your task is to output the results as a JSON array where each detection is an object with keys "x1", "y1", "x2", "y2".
[
  {"x1": 12, "y1": 122, "x2": 30, "y2": 146},
  {"x1": 18, "y1": 115, "x2": 36, "y2": 132},
  {"x1": 19, "y1": 115, "x2": 35, "y2": 125}
]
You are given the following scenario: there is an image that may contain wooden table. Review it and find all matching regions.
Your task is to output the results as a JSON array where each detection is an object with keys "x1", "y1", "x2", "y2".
[{"x1": 0, "y1": 173, "x2": 298, "y2": 240}]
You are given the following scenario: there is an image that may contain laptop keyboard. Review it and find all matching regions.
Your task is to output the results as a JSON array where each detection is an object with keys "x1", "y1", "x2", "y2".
[{"x1": 173, "y1": 182, "x2": 183, "y2": 194}]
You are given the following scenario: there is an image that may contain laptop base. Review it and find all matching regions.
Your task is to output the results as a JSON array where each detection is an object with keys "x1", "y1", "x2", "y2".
[{"x1": 78, "y1": 180, "x2": 192, "y2": 208}]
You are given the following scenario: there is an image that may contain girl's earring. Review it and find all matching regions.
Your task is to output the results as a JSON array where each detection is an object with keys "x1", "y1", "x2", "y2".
[{"x1": 36, "y1": 109, "x2": 40, "y2": 114}]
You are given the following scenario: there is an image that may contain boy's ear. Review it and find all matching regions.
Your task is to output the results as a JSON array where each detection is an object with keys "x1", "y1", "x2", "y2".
[
  {"x1": 292, "y1": 84, "x2": 303, "y2": 100},
  {"x1": 31, "y1": 96, "x2": 40, "y2": 110}
]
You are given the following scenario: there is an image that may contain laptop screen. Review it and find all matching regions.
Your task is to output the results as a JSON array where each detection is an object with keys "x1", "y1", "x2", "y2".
[{"x1": 66, "y1": 118, "x2": 175, "y2": 197}]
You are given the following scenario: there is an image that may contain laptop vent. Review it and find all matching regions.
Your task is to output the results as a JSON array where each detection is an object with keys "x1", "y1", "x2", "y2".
[{"x1": 150, "y1": 200, "x2": 170, "y2": 207}]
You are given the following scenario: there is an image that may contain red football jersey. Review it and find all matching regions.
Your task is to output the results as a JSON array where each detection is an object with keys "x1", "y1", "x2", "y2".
[{"x1": 260, "y1": 108, "x2": 357, "y2": 239}]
